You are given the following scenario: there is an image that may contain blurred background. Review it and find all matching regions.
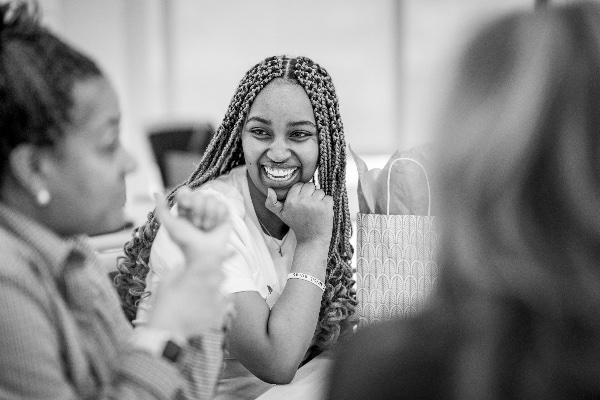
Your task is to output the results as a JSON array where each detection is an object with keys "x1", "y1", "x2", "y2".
[{"x1": 38, "y1": 0, "x2": 547, "y2": 224}]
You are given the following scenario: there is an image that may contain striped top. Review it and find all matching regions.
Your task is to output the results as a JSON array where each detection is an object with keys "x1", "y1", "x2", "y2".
[{"x1": 0, "y1": 203, "x2": 222, "y2": 399}]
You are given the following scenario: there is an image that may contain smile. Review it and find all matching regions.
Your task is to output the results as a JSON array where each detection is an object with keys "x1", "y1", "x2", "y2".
[{"x1": 263, "y1": 166, "x2": 298, "y2": 182}]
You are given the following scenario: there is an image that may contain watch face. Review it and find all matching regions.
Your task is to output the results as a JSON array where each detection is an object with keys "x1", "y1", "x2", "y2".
[{"x1": 162, "y1": 339, "x2": 182, "y2": 363}]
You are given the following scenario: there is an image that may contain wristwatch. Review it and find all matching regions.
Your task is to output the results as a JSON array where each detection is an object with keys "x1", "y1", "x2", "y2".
[
  {"x1": 161, "y1": 339, "x2": 183, "y2": 363},
  {"x1": 132, "y1": 327, "x2": 185, "y2": 363}
]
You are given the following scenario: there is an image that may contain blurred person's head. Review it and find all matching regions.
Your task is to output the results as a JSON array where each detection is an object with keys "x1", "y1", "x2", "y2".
[
  {"x1": 0, "y1": 1, "x2": 136, "y2": 236},
  {"x1": 434, "y1": 1, "x2": 600, "y2": 397},
  {"x1": 117, "y1": 55, "x2": 356, "y2": 352}
]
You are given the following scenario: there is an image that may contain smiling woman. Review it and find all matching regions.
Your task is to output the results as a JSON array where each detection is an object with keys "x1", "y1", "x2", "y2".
[
  {"x1": 116, "y1": 55, "x2": 357, "y2": 400},
  {"x1": 242, "y1": 80, "x2": 319, "y2": 205}
]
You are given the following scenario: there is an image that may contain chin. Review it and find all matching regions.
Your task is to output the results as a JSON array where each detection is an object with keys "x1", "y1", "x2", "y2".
[
  {"x1": 93, "y1": 213, "x2": 127, "y2": 236},
  {"x1": 273, "y1": 188, "x2": 290, "y2": 201}
]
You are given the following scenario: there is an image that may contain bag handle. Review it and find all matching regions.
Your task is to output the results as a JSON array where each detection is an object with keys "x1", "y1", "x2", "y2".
[{"x1": 386, "y1": 157, "x2": 432, "y2": 217}]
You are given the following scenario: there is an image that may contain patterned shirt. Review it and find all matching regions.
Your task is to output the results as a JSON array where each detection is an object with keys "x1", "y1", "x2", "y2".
[{"x1": 0, "y1": 203, "x2": 222, "y2": 399}]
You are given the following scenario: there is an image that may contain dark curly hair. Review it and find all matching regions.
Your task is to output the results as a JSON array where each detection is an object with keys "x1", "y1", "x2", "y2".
[{"x1": 0, "y1": 0, "x2": 101, "y2": 186}]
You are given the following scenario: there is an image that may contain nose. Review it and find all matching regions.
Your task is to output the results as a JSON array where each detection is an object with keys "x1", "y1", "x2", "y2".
[{"x1": 266, "y1": 136, "x2": 291, "y2": 163}]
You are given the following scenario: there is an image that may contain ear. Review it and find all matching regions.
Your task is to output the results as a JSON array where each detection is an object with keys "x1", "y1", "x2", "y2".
[{"x1": 8, "y1": 143, "x2": 54, "y2": 201}]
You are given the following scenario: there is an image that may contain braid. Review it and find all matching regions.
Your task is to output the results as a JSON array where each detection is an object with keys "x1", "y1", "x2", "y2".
[
  {"x1": 293, "y1": 57, "x2": 357, "y2": 351},
  {"x1": 114, "y1": 55, "x2": 357, "y2": 352}
]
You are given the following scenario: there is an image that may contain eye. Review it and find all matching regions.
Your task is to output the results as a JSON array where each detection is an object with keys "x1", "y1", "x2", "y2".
[
  {"x1": 250, "y1": 128, "x2": 270, "y2": 139},
  {"x1": 289, "y1": 130, "x2": 314, "y2": 140},
  {"x1": 101, "y1": 136, "x2": 120, "y2": 154}
]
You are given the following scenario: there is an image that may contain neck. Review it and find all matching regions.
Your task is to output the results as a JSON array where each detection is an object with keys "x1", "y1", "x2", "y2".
[
  {"x1": 1, "y1": 178, "x2": 55, "y2": 233},
  {"x1": 246, "y1": 171, "x2": 288, "y2": 239}
]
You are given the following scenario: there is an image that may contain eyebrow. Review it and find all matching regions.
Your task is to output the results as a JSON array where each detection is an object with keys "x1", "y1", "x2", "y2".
[
  {"x1": 289, "y1": 120, "x2": 316, "y2": 128},
  {"x1": 246, "y1": 116, "x2": 316, "y2": 128},
  {"x1": 246, "y1": 116, "x2": 271, "y2": 125}
]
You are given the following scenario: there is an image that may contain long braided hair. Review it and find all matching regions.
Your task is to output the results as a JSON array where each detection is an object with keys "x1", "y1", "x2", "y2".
[{"x1": 115, "y1": 55, "x2": 357, "y2": 351}]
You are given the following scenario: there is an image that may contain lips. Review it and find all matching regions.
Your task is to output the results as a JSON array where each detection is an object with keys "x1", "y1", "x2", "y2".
[{"x1": 262, "y1": 165, "x2": 299, "y2": 185}]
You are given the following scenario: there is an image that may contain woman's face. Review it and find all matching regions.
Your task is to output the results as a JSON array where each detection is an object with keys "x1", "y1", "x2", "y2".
[
  {"x1": 242, "y1": 78, "x2": 319, "y2": 201},
  {"x1": 44, "y1": 77, "x2": 136, "y2": 236}
]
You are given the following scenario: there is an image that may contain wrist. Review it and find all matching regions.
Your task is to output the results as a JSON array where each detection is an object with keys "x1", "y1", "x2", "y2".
[
  {"x1": 131, "y1": 327, "x2": 187, "y2": 363},
  {"x1": 287, "y1": 272, "x2": 326, "y2": 292}
]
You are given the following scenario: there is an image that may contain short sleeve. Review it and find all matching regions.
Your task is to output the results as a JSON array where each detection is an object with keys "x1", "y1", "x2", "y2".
[
  {"x1": 220, "y1": 251, "x2": 262, "y2": 295},
  {"x1": 218, "y1": 212, "x2": 272, "y2": 300}
]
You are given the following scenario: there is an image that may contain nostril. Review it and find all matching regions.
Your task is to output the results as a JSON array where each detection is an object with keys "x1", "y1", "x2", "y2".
[{"x1": 267, "y1": 146, "x2": 291, "y2": 161}]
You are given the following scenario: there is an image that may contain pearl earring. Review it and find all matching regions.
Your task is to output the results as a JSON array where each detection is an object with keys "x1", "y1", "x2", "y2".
[{"x1": 36, "y1": 189, "x2": 51, "y2": 206}]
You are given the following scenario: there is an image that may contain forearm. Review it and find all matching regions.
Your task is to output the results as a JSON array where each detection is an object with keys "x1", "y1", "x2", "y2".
[
  {"x1": 176, "y1": 331, "x2": 225, "y2": 400},
  {"x1": 230, "y1": 240, "x2": 328, "y2": 382},
  {"x1": 0, "y1": 281, "x2": 185, "y2": 400},
  {"x1": 108, "y1": 349, "x2": 184, "y2": 400}
]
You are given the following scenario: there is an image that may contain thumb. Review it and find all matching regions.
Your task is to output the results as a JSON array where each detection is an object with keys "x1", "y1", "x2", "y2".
[
  {"x1": 153, "y1": 192, "x2": 172, "y2": 229},
  {"x1": 264, "y1": 187, "x2": 283, "y2": 215},
  {"x1": 153, "y1": 192, "x2": 196, "y2": 249}
]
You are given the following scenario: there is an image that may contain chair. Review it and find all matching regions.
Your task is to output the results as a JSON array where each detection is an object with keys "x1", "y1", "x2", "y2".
[{"x1": 148, "y1": 121, "x2": 215, "y2": 188}]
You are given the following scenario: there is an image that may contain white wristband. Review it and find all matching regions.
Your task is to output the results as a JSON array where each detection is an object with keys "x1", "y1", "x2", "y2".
[{"x1": 287, "y1": 272, "x2": 326, "y2": 292}]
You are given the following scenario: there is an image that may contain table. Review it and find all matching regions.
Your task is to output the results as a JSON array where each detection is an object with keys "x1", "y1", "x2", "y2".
[{"x1": 255, "y1": 354, "x2": 333, "y2": 400}]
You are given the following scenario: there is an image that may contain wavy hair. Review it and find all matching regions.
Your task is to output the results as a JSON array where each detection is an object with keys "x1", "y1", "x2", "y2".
[{"x1": 115, "y1": 55, "x2": 357, "y2": 352}]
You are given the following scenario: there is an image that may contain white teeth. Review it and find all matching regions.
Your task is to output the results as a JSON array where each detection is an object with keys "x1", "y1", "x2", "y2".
[{"x1": 264, "y1": 166, "x2": 297, "y2": 181}]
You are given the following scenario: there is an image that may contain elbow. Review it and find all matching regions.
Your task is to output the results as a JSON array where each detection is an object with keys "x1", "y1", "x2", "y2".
[
  {"x1": 260, "y1": 370, "x2": 296, "y2": 385},
  {"x1": 254, "y1": 363, "x2": 298, "y2": 385}
]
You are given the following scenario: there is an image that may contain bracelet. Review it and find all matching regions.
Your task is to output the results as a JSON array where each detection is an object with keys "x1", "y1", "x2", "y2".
[{"x1": 287, "y1": 272, "x2": 326, "y2": 292}]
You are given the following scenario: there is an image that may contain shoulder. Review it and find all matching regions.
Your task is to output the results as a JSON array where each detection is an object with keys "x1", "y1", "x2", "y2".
[
  {"x1": 197, "y1": 166, "x2": 247, "y2": 218},
  {"x1": 0, "y1": 227, "x2": 53, "y2": 311},
  {"x1": 0, "y1": 226, "x2": 43, "y2": 283},
  {"x1": 329, "y1": 312, "x2": 456, "y2": 400}
]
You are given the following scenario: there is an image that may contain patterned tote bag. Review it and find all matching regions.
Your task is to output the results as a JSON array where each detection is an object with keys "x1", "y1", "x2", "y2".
[{"x1": 355, "y1": 157, "x2": 439, "y2": 327}]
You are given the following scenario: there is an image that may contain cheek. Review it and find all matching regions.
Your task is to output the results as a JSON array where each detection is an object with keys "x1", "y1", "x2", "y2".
[
  {"x1": 301, "y1": 144, "x2": 320, "y2": 178},
  {"x1": 241, "y1": 137, "x2": 262, "y2": 169},
  {"x1": 72, "y1": 160, "x2": 124, "y2": 204}
]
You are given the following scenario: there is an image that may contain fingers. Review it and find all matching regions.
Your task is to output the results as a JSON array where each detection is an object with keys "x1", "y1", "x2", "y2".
[
  {"x1": 313, "y1": 188, "x2": 326, "y2": 200},
  {"x1": 175, "y1": 188, "x2": 229, "y2": 231},
  {"x1": 290, "y1": 182, "x2": 329, "y2": 202},
  {"x1": 298, "y1": 181, "x2": 316, "y2": 197},
  {"x1": 153, "y1": 192, "x2": 180, "y2": 235},
  {"x1": 175, "y1": 187, "x2": 193, "y2": 214},
  {"x1": 187, "y1": 197, "x2": 227, "y2": 231},
  {"x1": 202, "y1": 200, "x2": 228, "y2": 231},
  {"x1": 286, "y1": 182, "x2": 304, "y2": 199},
  {"x1": 265, "y1": 187, "x2": 284, "y2": 215},
  {"x1": 155, "y1": 189, "x2": 232, "y2": 255}
]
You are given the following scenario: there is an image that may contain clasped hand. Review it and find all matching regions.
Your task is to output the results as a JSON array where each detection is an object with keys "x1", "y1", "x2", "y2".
[
  {"x1": 147, "y1": 187, "x2": 232, "y2": 338},
  {"x1": 265, "y1": 182, "x2": 333, "y2": 245}
]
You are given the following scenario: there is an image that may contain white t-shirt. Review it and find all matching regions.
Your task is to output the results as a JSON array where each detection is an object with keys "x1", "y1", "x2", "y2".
[{"x1": 137, "y1": 165, "x2": 297, "y2": 400}]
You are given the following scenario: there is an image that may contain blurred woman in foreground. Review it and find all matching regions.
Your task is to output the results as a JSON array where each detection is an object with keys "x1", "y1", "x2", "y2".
[
  {"x1": 0, "y1": 2, "x2": 228, "y2": 398},
  {"x1": 329, "y1": 2, "x2": 600, "y2": 399}
]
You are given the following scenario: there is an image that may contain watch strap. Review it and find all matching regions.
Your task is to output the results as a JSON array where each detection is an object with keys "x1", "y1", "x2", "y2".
[{"x1": 131, "y1": 327, "x2": 186, "y2": 363}]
